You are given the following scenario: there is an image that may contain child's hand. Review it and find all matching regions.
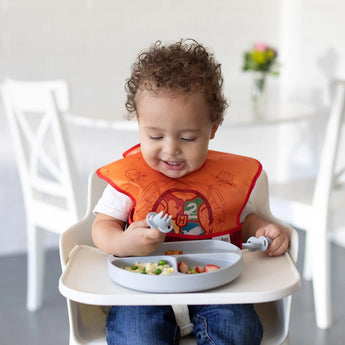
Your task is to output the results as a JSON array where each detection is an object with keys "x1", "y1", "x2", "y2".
[
  {"x1": 92, "y1": 213, "x2": 166, "y2": 256},
  {"x1": 124, "y1": 220, "x2": 166, "y2": 256},
  {"x1": 255, "y1": 223, "x2": 289, "y2": 256}
]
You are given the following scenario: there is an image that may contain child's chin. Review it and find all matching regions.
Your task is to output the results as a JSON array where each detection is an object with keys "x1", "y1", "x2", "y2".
[{"x1": 161, "y1": 169, "x2": 187, "y2": 179}]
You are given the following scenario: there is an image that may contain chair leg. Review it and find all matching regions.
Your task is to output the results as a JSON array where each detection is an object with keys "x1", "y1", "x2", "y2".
[
  {"x1": 27, "y1": 223, "x2": 45, "y2": 311},
  {"x1": 311, "y1": 231, "x2": 332, "y2": 329},
  {"x1": 303, "y1": 231, "x2": 312, "y2": 280}
]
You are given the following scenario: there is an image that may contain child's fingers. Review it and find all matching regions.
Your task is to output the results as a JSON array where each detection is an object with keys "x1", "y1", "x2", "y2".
[
  {"x1": 267, "y1": 234, "x2": 289, "y2": 256},
  {"x1": 255, "y1": 224, "x2": 279, "y2": 238},
  {"x1": 145, "y1": 227, "x2": 165, "y2": 238},
  {"x1": 255, "y1": 228, "x2": 266, "y2": 238},
  {"x1": 127, "y1": 220, "x2": 164, "y2": 241},
  {"x1": 255, "y1": 224, "x2": 289, "y2": 256},
  {"x1": 127, "y1": 219, "x2": 149, "y2": 230}
]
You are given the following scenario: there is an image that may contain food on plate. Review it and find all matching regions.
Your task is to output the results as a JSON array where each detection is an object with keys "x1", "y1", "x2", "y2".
[
  {"x1": 177, "y1": 261, "x2": 189, "y2": 274},
  {"x1": 195, "y1": 266, "x2": 204, "y2": 273},
  {"x1": 204, "y1": 264, "x2": 221, "y2": 272},
  {"x1": 165, "y1": 250, "x2": 183, "y2": 255},
  {"x1": 178, "y1": 261, "x2": 221, "y2": 274},
  {"x1": 124, "y1": 260, "x2": 174, "y2": 275}
]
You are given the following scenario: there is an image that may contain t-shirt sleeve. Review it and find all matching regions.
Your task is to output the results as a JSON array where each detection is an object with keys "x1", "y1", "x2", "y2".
[{"x1": 93, "y1": 184, "x2": 134, "y2": 222}]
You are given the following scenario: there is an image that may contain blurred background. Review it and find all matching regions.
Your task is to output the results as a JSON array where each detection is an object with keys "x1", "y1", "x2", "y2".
[
  {"x1": 1, "y1": 0, "x2": 345, "y2": 344},
  {"x1": 3, "y1": 0, "x2": 345, "y2": 255}
]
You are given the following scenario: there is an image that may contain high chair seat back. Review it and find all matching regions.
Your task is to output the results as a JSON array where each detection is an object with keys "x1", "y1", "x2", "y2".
[{"x1": 59, "y1": 170, "x2": 299, "y2": 345}]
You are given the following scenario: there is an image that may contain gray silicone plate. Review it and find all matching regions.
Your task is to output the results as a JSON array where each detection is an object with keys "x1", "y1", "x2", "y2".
[{"x1": 107, "y1": 240, "x2": 243, "y2": 293}]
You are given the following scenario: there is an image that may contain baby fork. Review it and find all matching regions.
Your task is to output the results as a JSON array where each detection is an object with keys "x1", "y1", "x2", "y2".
[{"x1": 146, "y1": 211, "x2": 173, "y2": 233}]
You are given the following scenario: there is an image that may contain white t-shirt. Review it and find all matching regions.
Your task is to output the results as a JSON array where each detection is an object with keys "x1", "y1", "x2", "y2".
[{"x1": 93, "y1": 184, "x2": 255, "y2": 223}]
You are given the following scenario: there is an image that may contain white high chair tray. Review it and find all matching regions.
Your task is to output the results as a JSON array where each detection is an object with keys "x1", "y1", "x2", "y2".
[
  {"x1": 108, "y1": 240, "x2": 242, "y2": 293},
  {"x1": 59, "y1": 242, "x2": 300, "y2": 306}
]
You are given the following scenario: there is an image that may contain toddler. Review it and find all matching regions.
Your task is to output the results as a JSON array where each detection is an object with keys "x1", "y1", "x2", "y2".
[{"x1": 92, "y1": 39, "x2": 289, "y2": 345}]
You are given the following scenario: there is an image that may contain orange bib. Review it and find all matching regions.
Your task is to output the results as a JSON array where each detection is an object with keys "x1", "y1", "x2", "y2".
[{"x1": 97, "y1": 145, "x2": 262, "y2": 247}]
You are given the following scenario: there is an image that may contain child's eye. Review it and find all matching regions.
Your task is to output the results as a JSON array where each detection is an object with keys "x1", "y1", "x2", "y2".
[
  {"x1": 149, "y1": 136, "x2": 163, "y2": 140},
  {"x1": 181, "y1": 137, "x2": 196, "y2": 142}
]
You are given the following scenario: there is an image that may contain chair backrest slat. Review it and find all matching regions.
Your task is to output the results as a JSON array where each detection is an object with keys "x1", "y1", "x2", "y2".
[
  {"x1": 312, "y1": 80, "x2": 345, "y2": 223},
  {"x1": 2, "y1": 79, "x2": 83, "y2": 231}
]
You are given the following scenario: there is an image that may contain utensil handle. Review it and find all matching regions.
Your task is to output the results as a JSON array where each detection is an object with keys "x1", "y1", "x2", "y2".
[{"x1": 242, "y1": 236, "x2": 272, "y2": 251}]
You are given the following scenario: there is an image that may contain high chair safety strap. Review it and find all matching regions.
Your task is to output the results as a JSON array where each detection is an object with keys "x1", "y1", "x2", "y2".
[{"x1": 171, "y1": 305, "x2": 194, "y2": 337}]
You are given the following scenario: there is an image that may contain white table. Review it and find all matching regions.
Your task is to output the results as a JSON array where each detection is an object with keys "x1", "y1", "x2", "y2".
[
  {"x1": 224, "y1": 99, "x2": 315, "y2": 127},
  {"x1": 59, "y1": 245, "x2": 300, "y2": 306},
  {"x1": 64, "y1": 99, "x2": 315, "y2": 129}
]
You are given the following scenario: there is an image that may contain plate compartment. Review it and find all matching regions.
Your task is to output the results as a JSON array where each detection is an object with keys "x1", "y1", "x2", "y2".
[{"x1": 108, "y1": 240, "x2": 243, "y2": 293}]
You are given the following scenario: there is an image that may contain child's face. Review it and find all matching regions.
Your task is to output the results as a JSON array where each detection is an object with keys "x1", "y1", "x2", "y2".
[{"x1": 136, "y1": 90, "x2": 219, "y2": 179}]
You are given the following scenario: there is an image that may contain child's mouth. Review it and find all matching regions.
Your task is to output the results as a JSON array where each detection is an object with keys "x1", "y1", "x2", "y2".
[{"x1": 162, "y1": 160, "x2": 185, "y2": 170}]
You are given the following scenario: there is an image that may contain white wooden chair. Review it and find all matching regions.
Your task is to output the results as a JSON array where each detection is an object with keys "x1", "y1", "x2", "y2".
[
  {"x1": 1, "y1": 79, "x2": 83, "y2": 311},
  {"x1": 59, "y1": 170, "x2": 299, "y2": 345},
  {"x1": 269, "y1": 79, "x2": 345, "y2": 329}
]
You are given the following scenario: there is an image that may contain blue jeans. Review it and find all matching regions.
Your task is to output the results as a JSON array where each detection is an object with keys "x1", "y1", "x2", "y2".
[{"x1": 106, "y1": 304, "x2": 263, "y2": 345}]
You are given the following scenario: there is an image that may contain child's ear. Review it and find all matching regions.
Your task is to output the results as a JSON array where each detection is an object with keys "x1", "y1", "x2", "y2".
[{"x1": 210, "y1": 123, "x2": 219, "y2": 139}]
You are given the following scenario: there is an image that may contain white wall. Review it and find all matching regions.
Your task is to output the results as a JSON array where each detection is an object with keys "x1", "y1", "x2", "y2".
[
  {"x1": 0, "y1": 0, "x2": 281, "y2": 116},
  {"x1": 1, "y1": 0, "x2": 344, "y2": 255},
  {"x1": 280, "y1": 0, "x2": 345, "y2": 103}
]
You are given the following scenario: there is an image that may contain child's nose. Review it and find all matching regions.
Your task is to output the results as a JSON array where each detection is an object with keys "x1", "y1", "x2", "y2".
[{"x1": 164, "y1": 139, "x2": 181, "y2": 155}]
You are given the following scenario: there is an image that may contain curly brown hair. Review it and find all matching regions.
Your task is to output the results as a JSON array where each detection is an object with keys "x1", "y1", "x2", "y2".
[{"x1": 125, "y1": 39, "x2": 228, "y2": 124}]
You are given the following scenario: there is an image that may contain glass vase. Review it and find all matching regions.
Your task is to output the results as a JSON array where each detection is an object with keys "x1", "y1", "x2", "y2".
[{"x1": 251, "y1": 72, "x2": 266, "y2": 105}]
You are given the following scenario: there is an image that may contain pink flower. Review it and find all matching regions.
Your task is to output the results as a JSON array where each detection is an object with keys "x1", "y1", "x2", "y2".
[{"x1": 254, "y1": 42, "x2": 267, "y2": 51}]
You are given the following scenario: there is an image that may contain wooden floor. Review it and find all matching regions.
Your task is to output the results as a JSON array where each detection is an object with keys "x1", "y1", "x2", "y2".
[{"x1": 0, "y1": 231, "x2": 344, "y2": 345}]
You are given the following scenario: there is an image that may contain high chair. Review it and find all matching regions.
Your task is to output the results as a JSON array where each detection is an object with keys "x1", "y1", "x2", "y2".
[
  {"x1": 1, "y1": 79, "x2": 83, "y2": 311},
  {"x1": 270, "y1": 79, "x2": 345, "y2": 329},
  {"x1": 59, "y1": 169, "x2": 300, "y2": 345}
]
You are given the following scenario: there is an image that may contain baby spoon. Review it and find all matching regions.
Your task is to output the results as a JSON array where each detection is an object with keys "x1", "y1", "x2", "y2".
[{"x1": 242, "y1": 236, "x2": 273, "y2": 252}]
